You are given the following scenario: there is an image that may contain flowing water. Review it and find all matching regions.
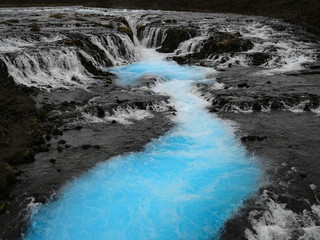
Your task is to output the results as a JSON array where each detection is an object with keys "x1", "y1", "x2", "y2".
[
  {"x1": 23, "y1": 37, "x2": 261, "y2": 239},
  {"x1": 2, "y1": 6, "x2": 318, "y2": 240}
]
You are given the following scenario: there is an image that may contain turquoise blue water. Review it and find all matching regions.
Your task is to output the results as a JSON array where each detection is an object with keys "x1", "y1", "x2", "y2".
[{"x1": 24, "y1": 60, "x2": 260, "y2": 240}]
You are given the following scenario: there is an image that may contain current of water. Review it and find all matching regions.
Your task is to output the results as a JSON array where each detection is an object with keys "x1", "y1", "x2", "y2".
[{"x1": 24, "y1": 29, "x2": 261, "y2": 240}]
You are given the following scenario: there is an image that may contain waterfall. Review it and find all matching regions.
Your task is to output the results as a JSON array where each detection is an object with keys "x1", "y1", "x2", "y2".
[
  {"x1": 0, "y1": 33, "x2": 138, "y2": 90},
  {"x1": 174, "y1": 36, "x2": 208, "y2": 55},
  {"x1": 24, "y1": 60, "x2": 261, "y2": 240},
  {"x1": 139, "y1": 27, "x2": 167, "y2": 48},
  {"x1": 1, "y1": 48, "x2": 91, "y2": 89},
  {"x1": 88, "y1": 34, "x2": 137, "y2": 66}
]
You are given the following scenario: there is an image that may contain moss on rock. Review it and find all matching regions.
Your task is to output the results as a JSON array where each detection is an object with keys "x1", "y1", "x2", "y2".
[
  {"x1": 117, "y1": 26, "x2": 134, "y2": 41},
  {"x1": 49, "y1": 13, "x2": 65, "y2": 19},
  {"x1": 0, "y1": 200, "x2": 6, "y2": 213},
  {"x1": 195, "y1": 32, "x2": 254, "y2": 59},
  {"x1": 136, "y1": 25, "x2": 146, "y2": 38},
  {"x1": 29, "y1": 22, "x2": 40, "y2": 32}
]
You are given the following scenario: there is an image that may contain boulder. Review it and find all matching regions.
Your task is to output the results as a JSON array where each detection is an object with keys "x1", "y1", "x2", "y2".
[
  {"x1": 250, "y1": 52, "x2": 271, "y2": 66},
  {"x1": 195, "y1": 32, "x2": 254, "y2": 58},
  {"x1": 136, "y1": 25, "x2": 146, "y2": 39},
  {"x1": 117, "y1": 27, "x2": 134, "y2": 42},
  {"x1": 158, "y1": 27, "x2": 197, "y2": 53}
]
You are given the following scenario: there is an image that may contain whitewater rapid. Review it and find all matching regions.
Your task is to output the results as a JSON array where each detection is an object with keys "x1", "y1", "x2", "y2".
[{"x1": 23, "y1": 44, "x2": 261, "y2": 239}]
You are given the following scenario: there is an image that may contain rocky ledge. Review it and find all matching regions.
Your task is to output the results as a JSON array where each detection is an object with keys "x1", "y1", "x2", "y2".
[{"x1": 196, "y1": 66, "x2": 320, "y2": 239}]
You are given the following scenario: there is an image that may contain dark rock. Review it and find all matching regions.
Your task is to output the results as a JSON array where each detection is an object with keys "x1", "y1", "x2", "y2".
[
  {"x1": 133, "y1": 101, "x2": 147, "y2": 109},
  {"x1": 33, "y1": 144, "x2": 49, "y2": 153},
  {"x1": 194, "y1": 32, "x2": 254, "y2": 59},
  {"x1": 96, "y1": 107, "x2": 105, "y2": 118},
  {"x1": 29, "y1": 22, "x2": 40, "y2": 32},
  {"x1": 52, "y1": 128, "x2": 63, "y2": 136},
  {"x1": 271, "y1": 101, "x2": 281, "y2": 110},
  {"x1": 45, "y1": 134, "x2": 52, "y2": 141},
  {"x1": 117, "y1": 27, "x2": 134, "y2": 42},
  {"x1": 82, "y1": 144, "x2": 91, "y2": 150},
  {"x1": 116, "y1": 98, "x2": 129, "y2": 104},
  {"x1": 237, "y1": 83, "x2": 249, "y2": 88},
  {"x1": 78, "y1": 53, "x2": 112, "y2": 76},
  {"x1": 158, "y1": 27, "x2": 197, "y2": 53},
  {"x1": 32, "y1": 135, "x2": 45, "y2": 146},
  {"x1": 111, "y1": 120, "x2": 117, "y2": 124},
  {"x1": 115, "y1": 16, "x2": 130, "y2": 27},
  {"x1": 57, "y1": 146, "x2": 63, "y2": 153},
  {"x1": 0, "y1": 162, "x2": 16, "y2": 195},
  {"x1": 75, "y1": 125, "x2": 82, "y2": 130},
  {"x1": 136, "y1": 25, "x2": 146, "y2": 38},
  {"x1": 36, "y1": 110, "x2": 48, "y2": 121},
  {"x1": 219, "y1": 98, "x2": 230, "y2": 105},
  {"x1": 93, "y1": 145, "x2": 101, "y2": 149},
  {"x1": 300, "y1": 172, "x2": 308, "y2": 179},
  {"x1": 172, "y1": 55, "x2": 192, "y2": 65},
  {"x1": 241, "y1": 136, "x2": 268, "y2": 142},
  {"x1": 58, "y1": 139, "x2": 66, "y2": 144},
  {"x1": 20, "y1": 149, "x2": 35, "y2": 163},
  {"x1": 33, "y1": 193, "x2": 47, "y2": 204},
  {"x1": 252, "y1": 102, "x2": 262, "y2": 111},
  {"x1": 303, "y1": 104, "x2": 311, "y2": 111},
  {"x1": 49, "y1": 158, "x2": 56, "y2": 163},
  {"x1": 0, "y1": 201, "x2": 7, "y2": 213},
  {"x1": 164, "y1": 19, "x2": 177, "y2": 24},
  {"x1": 65, "y1": 144, "x2": 71, "y2": 148},
  {"x1": 250, "y1": 52, "x2": 270, "y2": 66}
]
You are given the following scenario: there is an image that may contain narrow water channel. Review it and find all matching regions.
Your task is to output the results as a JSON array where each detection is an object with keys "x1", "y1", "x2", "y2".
[{"x1": 24, "y1": 42, "x2": 261, "y2": 240}]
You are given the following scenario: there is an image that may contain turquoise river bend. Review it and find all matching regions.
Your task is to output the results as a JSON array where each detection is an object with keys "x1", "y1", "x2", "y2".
[{"x1": 24, "y1": 49, "x2": 261, "y2": 240}]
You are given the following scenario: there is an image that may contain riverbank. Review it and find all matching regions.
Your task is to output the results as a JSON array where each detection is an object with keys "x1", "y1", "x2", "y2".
[
  {"x1": 0, "y1": 7, "x2": 319, "y2": 239},
  {"x1": 0, "y1": 72, "x2": 174, "y2": 240},
  {"x1": 197, "y1": 66, "x2": 320, "y2": 239}
]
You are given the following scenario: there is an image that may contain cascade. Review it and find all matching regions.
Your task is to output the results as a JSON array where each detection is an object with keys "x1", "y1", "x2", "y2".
[
  {"x1": 23, "y1": 14, "x2": 261, "y2": 240},
  {"x1": 0, "y1": 33, "x2": 137, "y2": 90}
]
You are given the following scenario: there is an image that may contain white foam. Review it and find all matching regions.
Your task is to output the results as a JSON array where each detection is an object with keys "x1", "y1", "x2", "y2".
[
  {"x1": 140, "y1": 27, "x2": 167, "y2": 48},
  {"x1": 0, "y1": 37, "x2": 34, "y2": 53},
  {"x1": 281, "y1": 100, "x2": 309, "y2": 113},
  {"x1": 146, "y1": 100, "x2": 174, "y2": 112},
  {"x1": 25, "y1": 197, "x2": 43, "y2": 219},
  {"x1": 108, "y1": 106, "x2": 153, "y2": 124},
  {"x1": 81, "y1": 106, "x2": 154, "y2": 125},
  {"x1": 0, "y1": 32, "x2": 137, "y2": 90},
  {"x1": 311, "y1": 107, "x2": 320, "y2": 116},
  {"x1": 88, "y1": 34, "x2": 137, "y2": 66},
  {"x1": 245, "y1": 190, "x2": 320, "y2": 240},
  {"x1": 175, "y1": 36, "x2": 208, "y2": 56},
  {"x1": 1, "y1": 48, "x2": 92, "y2": 90}
]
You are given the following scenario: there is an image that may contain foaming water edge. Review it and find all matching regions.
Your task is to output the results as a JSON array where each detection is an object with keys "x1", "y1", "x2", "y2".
[{"x1": 23, "y1": 56, "x2": 261, "y2": 240}]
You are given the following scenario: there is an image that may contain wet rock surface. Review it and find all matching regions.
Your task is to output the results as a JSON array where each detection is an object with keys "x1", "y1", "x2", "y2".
[
  {"x1": 197, "y1": 67, "x2": 320, "y2": 239},
  {"x1": 157, "y1": 27, "x2": 197, "y2": 53},
  {"x1": 0, "y1": 6, "x2": 320, "y2": 240},
  {"x1": 0, "y1": 76, "x2": 174, "y2": 240},
  {"x1": 198, "y1": 66, "x2": 320, "y2": 114}
]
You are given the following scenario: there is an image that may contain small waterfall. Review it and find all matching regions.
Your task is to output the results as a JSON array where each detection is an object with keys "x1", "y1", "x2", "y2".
[
  {"x1": 88, "y1": 34, "x2": 137, "y2": 66},
  {"x1": 24, "y1": 60, "x2": 261, "y2": 240},
  {"x1": 174, "y1": 36, "x2": 208, "y2": 55},
  {"x1": 0, "y1": 33, "x2": 138, "y2": 90},
  {"x1": 1, "y1": 48, "x2": 91, "y2": 89},
  {"x1": 125, "y1": 16, "x2": 167, "y2": 62},
  {"x1": 139, "y1": 27, "x2": 167, "y2": 48}
]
